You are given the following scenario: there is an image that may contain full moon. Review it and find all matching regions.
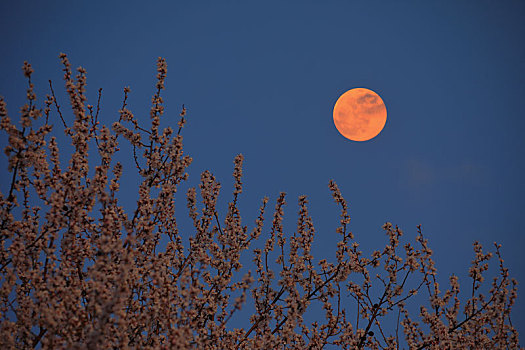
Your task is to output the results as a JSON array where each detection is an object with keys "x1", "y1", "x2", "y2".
[{"x1": 333, "y1": 88, "x2": 387, "y2": 141}]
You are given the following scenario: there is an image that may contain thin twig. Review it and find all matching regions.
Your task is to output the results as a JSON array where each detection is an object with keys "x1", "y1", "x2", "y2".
[{"x1": 48, "y1": 80, "x2": 67, "y2": 129}]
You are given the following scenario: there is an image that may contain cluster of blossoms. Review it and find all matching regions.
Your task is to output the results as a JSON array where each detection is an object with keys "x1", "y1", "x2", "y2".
[{"x1": 0, "y1": 55, "x2": 521, "y2": 349}]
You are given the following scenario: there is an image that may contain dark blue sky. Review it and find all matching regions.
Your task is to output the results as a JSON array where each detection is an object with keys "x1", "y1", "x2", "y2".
[{"x1": 1, "y1": 0, "x2": 524, "y2": 340}]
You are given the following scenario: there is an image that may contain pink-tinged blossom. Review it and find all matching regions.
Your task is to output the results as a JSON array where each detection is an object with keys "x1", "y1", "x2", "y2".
[{"x1": 0, "y1": 55, "x2": 521, "y2": 349}]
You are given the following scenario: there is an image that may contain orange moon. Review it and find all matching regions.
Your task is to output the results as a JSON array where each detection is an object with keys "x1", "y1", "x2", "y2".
[{"x1": 333, "y1": 88, "x2": 387, "y2": 141}]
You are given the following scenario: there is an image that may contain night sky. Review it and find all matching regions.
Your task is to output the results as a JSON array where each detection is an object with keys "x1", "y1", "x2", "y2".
[{"x1": 1, "y1": 0, "x2": 524, "y2": 341}]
